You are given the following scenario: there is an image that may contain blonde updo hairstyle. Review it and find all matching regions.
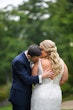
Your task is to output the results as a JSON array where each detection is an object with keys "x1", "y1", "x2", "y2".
[{"x1": 40, "y1": 40, "x2": 63, "y2": 76}]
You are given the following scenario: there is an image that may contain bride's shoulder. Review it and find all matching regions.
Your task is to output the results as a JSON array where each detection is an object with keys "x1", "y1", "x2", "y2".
[{"x1": 40, "y1": 58, "x2": 51, "y2": 70}]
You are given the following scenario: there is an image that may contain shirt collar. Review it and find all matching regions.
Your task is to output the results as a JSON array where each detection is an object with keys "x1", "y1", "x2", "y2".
[{"x1": 24, "y1": 50, "x2": 31, "y2": 62}]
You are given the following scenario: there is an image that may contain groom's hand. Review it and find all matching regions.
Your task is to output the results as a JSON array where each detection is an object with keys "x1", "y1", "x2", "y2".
[{"x1": 42, "y1": 70, "x2": 54, "y2": 79}]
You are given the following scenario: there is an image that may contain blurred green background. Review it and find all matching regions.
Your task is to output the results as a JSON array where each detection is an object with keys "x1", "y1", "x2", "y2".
[{"x1": 0, "y1": 0, "x2": 73, "y2": 109}]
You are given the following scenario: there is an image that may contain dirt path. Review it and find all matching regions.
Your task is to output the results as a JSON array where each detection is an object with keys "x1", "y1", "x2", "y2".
[{"x1": 61, "y1": 100, "x2": 73, "y2": 110}]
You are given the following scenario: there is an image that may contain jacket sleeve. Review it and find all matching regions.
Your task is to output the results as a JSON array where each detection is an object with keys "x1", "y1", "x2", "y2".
[{"x1": 12, "y1": 60, "x2": 39, "y2": 85}]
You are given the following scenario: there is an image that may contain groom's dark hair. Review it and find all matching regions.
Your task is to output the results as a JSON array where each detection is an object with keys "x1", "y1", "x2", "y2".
[{"x1": 27, "y1": 44, "x2": 41, "y2": 57}]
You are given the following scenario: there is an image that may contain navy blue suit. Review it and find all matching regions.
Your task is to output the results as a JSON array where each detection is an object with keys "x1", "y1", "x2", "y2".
[{"x1": 9, "y1": 52, "x2": 39, "y2": 110}]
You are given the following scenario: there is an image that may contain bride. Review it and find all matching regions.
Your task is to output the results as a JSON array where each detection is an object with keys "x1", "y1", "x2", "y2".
[{"x1": 31, "y1": 40, "x2": 68, "y2": 110}]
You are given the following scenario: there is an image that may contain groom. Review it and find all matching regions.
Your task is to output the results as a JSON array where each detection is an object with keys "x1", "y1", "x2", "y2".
[{"x1": 9, "y1": 44, "x2": 54, "y2": 110}]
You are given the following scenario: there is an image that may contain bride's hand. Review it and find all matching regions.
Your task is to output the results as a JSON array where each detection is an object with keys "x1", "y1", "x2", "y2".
[{"x1": 42, "y1": 69, "x2": 54, "y2": 79}]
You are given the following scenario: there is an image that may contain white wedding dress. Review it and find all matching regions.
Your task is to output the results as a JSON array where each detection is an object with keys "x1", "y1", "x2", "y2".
[{"x1": 31, "y1": 59, "x2": 64, "y2": 110}]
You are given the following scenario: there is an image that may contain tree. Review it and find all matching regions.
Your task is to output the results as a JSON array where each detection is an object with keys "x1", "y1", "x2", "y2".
[
  {"x1": 0, "y1": 9, "x2": 27, "y2": 84},
  {"x1": 47, "y1": 0, "x2": 73, "y2": 88}
]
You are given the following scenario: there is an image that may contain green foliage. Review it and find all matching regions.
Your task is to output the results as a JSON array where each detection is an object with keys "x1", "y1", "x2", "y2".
[
  {"x1": 63, "y1": 94, "x2": 73, "y2": 101},
  {"x1": 0, "y1": 84, "x2": 10, "y2": 101},
  {"x1": 0, "y1": 35, "x2": 27, "y2": 84}
]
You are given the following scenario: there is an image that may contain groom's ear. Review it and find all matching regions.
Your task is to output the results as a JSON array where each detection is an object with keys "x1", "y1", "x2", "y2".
[
  {"x1": 27, "y1": 54, "x2": 32, "y2": 59},
  {"x1": 27, "y1": 54, "x2": 30, "y2": 58}
]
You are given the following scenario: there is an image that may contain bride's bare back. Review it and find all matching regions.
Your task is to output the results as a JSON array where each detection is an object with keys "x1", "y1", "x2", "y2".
[
  {"x1": 41, "y1": 58, "x2": 52, "y2": 71},
  {"x1": 32, "y1": 58, "x2": 52, "y2": 76}
]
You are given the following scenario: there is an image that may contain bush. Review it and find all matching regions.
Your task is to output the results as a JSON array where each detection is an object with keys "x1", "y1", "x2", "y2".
[{"x1": 0, "y1": 84, "x2": 11, "y2": 102}]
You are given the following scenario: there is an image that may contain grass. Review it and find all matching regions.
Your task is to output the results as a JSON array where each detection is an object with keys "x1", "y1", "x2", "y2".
[
  {"x1": 0, "y1": 104, "x2": 12, "y2": 110},
  {"x1": 0, "y1": 105, "x2": 73, "y2": 110},
  {"x1": 63, "y1": 94, "x2": 73, "y2": 101}
]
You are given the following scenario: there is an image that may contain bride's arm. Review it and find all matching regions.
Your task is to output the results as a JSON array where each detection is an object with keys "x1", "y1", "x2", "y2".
[
  {"x1": 60, "y1": 64, "x2": 68, "y2": 85},
  {"x1": 32, "y1": 62, "x2": 38, "y2": 76}
]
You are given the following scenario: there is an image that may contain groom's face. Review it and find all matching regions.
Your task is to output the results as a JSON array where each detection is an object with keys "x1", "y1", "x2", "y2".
[{"x1": 29, "y1": 55, "x2": 40, "y2": 63}]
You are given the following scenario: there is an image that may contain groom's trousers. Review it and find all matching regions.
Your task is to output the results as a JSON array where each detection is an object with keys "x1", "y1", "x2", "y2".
[{"x1": 12, "y1": 103, "x2": 30, "y2": 110}]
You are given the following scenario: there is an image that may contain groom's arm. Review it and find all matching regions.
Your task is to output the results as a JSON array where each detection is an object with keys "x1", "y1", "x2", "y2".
[
  {"x1": 13, "y1": 60, "x2": 53, "y2": 85},
  {"x1": 13, "y1": 60, "x2": 39, "y2": 85}
]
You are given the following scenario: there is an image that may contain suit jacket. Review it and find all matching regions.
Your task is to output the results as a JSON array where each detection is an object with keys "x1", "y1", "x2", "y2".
[{"x1": 9, "y1": 51, "x2": 39, "y2": 110}]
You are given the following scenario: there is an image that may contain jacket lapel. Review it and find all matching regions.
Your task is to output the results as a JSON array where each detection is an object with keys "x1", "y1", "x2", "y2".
[{"x1": 22, "y1": 51, "x2": 31, "y2": 69}]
